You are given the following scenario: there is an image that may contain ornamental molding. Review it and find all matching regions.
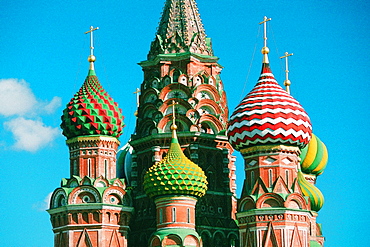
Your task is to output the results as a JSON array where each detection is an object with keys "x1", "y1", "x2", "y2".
[
  {"x1": 240, "y1": 145, "x2": 300, "y2": 157},
  {"x1": 70, "y1": 187, "x2": 101, "y2": 204},
  {"x1": 67, "y1": 136, "x2": 120, "y2": 145}
]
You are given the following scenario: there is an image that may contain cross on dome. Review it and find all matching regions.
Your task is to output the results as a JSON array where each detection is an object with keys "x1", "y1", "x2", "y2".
[
  {"x1": 259, "y1": 16, "x2": 271, "y2": 63},
  {"x1": 280, "y1": 52, "x2": 294, "y2": 94},
  {"x1": 169, "y1": 100, "x2": 179, "y2": 131},
  {"x1": 85, "y1": 26, "x2": 99, "y2": 70}
]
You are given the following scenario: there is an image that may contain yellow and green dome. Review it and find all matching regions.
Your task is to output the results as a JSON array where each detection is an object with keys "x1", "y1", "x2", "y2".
[
  {"x1": 61, "y1": 69, "x2": 124, "y2": 139},
  {"x1": 299, "y1": 134, "x2": 328, "y2": 175},
  {"x1": 297, "y1": 171, "x2": 324, "y2": 212},
  {"x1": 143, "y1": 127, "x2": 208, "y2": 198}
]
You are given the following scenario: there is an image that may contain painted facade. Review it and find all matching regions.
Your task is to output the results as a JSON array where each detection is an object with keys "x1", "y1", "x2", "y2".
[{"x1": 48, "y1": 1, "x2": 327, "y2": 247}]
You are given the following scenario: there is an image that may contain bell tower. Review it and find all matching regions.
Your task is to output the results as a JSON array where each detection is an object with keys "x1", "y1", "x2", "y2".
[
  {"x1": 126, "y1": 0, "x2": 239, "y2": 246},
  {"x1": 48, "y1": 26, "x2": 133, "y2": 247},
  {"x1": 227, "y1": 17, "x2": 326, "y2": 247}
]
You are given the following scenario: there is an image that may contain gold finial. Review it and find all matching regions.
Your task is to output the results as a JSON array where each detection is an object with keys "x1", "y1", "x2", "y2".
[
  {"x1": 85, "y1": 26, "x2": 99, "y2": 70},
  {"x1": 259, "y1": 16, "x2": 271, "y2": 63},
  {"x1": 133, "y1": 88, "x2": 141, "y2": 117},
  {"x1": 280, "y1": 52, "x2": 294, "y2": 94}
]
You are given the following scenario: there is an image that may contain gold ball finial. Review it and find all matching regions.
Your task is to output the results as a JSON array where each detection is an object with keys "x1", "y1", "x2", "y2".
[
  {"x1": 171, "y1": 124, "x2": 178, "y2": 130},
  {"x1": 88, "y1": 55, "x2": 96, "y2": 62},
  {"x1": 284, "y1": 79, "x2": 291, "y2": 86},
  {"x1": 261, "y1": 46, "x2": 270, "y2": 54}
]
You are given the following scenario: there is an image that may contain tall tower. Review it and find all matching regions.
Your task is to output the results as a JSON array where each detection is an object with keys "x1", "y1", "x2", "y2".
[
  {"x1": 227, "y1": 17, "x2": 327, "y2": 247},
  {"x1": 48, "y1": 27, "x2": 133, "y2": 247},
  {"x1": 126, "y1": 0, "x2": 239, "y2": 246},
  {"x1": 143, "y1": 107, "x2": 208, "y2": 247}
]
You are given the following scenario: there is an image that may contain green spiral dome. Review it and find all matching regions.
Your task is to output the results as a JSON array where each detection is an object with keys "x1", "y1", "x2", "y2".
[
  {"x1": 143, "y1": 130, "x2": 208, "y2": 198},
  {"x1": 297, "y1": 171, "x2": 324, "y2": 212},
  {"x1": 300, "y1": 134, "x2": 328, "y2": 176},
  {"x1": 61, "y1": 70, "x2": 124, "y2": 139}
]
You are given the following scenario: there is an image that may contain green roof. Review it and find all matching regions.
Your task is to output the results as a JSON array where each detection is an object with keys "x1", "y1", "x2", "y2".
[{"x1": 143, "y1": 128, "x2": 207, "y2": 198}]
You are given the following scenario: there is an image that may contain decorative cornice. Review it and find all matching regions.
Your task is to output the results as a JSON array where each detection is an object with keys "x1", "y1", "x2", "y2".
[
  {"x1": 66, "y1": 135, "x2": 120, "y2": 145},
  {"x1": 240, "y1": 145, "x2": 300, "y2": 157}
]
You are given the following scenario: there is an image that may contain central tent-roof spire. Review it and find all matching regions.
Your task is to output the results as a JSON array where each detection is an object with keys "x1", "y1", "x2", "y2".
[{"x1": 148, "y1": 0, "x2": 213, "y2": 59}]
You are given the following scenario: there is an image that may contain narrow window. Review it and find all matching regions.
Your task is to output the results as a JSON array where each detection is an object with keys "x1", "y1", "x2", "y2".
[
  {"x1": 268, "y1": 169, "x2": 273, "y2": 187},
  {"x1": 285, "y1": 170, "x2": 289, "y2": 186},
  {"x1": 104, "y1": 159, "x2": 108, "y2": 178},
  {"x1": 187, "y1": 208, "x2": 190, "y2": 223},
  {"x1": 172, "y1": 208, "x2": 176, "y2": 222},
  {"x1": 251, "y1": 171, "x2": 255, "y2": 187},
  {"x1": 87, "y1": 158, "x2": 91, "y2": 177},
  {"x1": 159, "y1": 209, "x2": 163, "y2": 224},
  {"x1": 73, "y1": 160, "x2": 78, "y2": 175}
]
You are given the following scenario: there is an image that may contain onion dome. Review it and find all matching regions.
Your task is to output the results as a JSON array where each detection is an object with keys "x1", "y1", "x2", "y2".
[
  {"x1": 143, "y1": 125, "x2": 208, "y2": 198},
  {"x1": 117, "y1": 142, "x2": 133, "y2": 182},
  {"x1": 300, "y1": 134, "x2": 328, "y2": 176},
  {"x1": 61, "y1": 66, "x2": 124, "y2": 139},
  {"x1": 297, "y1": 171, "x2": 324, "y2": 212},
  {"x1": 228, "y1": 56, "x2": 312, "y2": 151}
]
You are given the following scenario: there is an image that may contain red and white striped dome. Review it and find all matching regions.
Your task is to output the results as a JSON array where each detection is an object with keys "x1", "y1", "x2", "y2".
[{"x1": 227, "y1": 62, "x2": 312, "y2": 151}]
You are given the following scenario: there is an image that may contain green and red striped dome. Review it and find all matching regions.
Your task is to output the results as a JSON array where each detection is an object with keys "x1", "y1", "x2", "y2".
[{"x1": 61, "y1": 70, "x2": 124, "y2": 139}]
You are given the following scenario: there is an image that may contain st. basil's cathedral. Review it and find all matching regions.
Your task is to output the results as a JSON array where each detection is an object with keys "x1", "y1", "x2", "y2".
[{"x1": 47, "y1": 0, "x2": 328, "y2": 246}]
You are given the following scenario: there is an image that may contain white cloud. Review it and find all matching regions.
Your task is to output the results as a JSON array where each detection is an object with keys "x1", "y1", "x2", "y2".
[
  {"x1": 33, "y1": 192, "x2": 53, "y2": 212},
  {"x1": 4, "y1": 117, "x2": 60, "y2": 152},
  {"x1": 0, "y1": 79, "x2": 38, "y2": 116},
  {"x1": 0, "y1": 78, "x2": 62, "y2": 152},
  {"x1": 41, "y1": 96, "x2": 62, "y2": 114}
]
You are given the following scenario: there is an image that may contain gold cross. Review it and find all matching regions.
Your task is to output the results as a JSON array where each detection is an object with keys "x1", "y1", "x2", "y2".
[
  {"x1": 259, "y1": 16, "x2": 271, "y2": 48},
  {"x1": 85, "y1": 26, "x2": 99, "y2": 56},
  {"x1": 133, "y1": 88, "x2": 141, "y2": 107},
  {"x1": 280, "y1": 52, "x2": 294, "y2": 94},
  {"x1": 169, "y1": 100, "x2": 179, "y2": 125}
]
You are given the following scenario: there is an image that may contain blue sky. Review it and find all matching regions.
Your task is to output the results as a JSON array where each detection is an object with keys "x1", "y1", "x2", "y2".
[{"x1": 0, "y1": 1, "x2": 368, "y2": 246}]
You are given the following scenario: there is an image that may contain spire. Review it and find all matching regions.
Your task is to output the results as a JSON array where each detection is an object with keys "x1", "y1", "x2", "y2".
[
  {"x1": 61, "y1": 26, "x2": 125, "y2": 140},
  {"x1": 169, "y1": 99, "x2": 179, "y2": 140},
  {"x1": 143, "y1": 98, "x2": 207, "y2": 199},
  {"x1": 259, "y1": 16, "x2": 271, "y2": 64},
  {"x1": 84, "y1": 26, "x2": 99, "y2": 73},
  {"x1": 133, "y1": 88, "x2": 140, "y2": 117},
  {"x1": 148, "y1": 0, "x2": 213, "y2": 59},
  {"x1": 280, "y1": 52, "x2": 293, "y2": 94},
  {"x1": 227, "y1": 16, "x2": 312, "y2": 150}
]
